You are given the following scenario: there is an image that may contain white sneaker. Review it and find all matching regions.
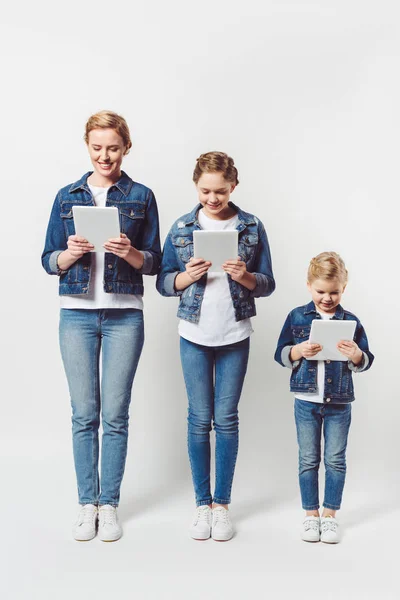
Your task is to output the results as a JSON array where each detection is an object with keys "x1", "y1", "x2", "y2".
[
  {"x1": 212, "y1": 507, "x2": 233, "y2": 541},
  {"x1": 320, "y1": 516, "x2": 340, "y2": 543},
  {"x1": 301, "y1": 516, "x2": 320, "y2": 542},
  {"x1": 190, "y1": 505, "x2": 212, "y2": 540},
  {"x1": 98, "y1": 505, "x2": 122, "y2": 542},
  {"x1": 73, "y1": 504, "x2": 98, "y2": 541}
]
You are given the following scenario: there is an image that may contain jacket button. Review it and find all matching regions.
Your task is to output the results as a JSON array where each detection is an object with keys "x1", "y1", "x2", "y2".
[
  {"x1": 108, "y1": 284, "x2": 112, "y2": 290},
  {"x1": 326, "y1": 360, "x2": 331, "y2": 364},
  {"x1": 82, "y1": 287, "x2": 87, "y2": 292},
  {"x1": 327, "y1": 378, "x2": 332, "y2": 383},
  {"x1": 130, "y1": 210, "x2": 134, "y2": 216},
  {"x1": 326, "y1": 398, "x2": 331, "y2": 402},
  {"x1": 108, "y1": 264, "x2": 113, "y2": 269}
]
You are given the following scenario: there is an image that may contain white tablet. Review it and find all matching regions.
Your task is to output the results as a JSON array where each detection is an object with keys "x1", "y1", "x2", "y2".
[
  {"x1": 309, "y1": 319, "x2": 357, "y2": 361},
  {"x1": 72, "y1": 206, "x2": 120, "y2": 252},
  {"x1": 193, "y1": 230, "x2": 239, "y2": 273}
]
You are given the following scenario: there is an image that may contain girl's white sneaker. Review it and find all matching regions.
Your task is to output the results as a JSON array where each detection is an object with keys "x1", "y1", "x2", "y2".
[
  {"x1": 98, "y1": 505, "x2": 122, "y2": 542},
  {"x1": 301, "y1": 516, "x2": 320, "y2": 542},
  {"x1": 320, "y1": 516, "x2": 340, "y2": 543},
  {"x1": 190, "y1": 505, "x2": 212, "y2": 540},
  {"x1": 211, "y1": 507, "x2": 233, "y2": 541},
  {"x1": 73, "y1": 504, "x2": 98, "y2": 541}
]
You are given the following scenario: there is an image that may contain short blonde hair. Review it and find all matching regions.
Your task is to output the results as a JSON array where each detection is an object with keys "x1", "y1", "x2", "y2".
[
  {"x1": 193, "y1": 151, "x2": 239, "y2": 185},
  {"x1": 308, "y1": 252, "x2": 348, "y2": 285},
  {"x1": 84, "y1": 110, "x2": 132, "y2": 154}
]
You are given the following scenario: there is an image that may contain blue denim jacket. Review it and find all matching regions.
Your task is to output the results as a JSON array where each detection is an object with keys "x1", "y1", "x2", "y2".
[
  {"x1": 274, "y1": 301, "x2": 374, "y2": 403},
  {"x1": 156, "y1": 202, "x2": 275, "y2": 323},
  {"x1": 41, "y1": 171, "x2": 161, "y2": 295}
]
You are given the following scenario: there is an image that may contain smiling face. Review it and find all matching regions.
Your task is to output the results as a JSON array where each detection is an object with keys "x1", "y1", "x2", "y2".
[
  {"x1": 196, "y1": 171, "x2": 236, "y2": 220},
  {"x1": 307, "y1": 277, "x2": 346, "y2": 315},
  {"x1": 87, "y1": 128, "x2": 126, "y2": 185}
]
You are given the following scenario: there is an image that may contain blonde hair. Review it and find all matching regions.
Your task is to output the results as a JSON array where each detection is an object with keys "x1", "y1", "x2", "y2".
[
  {"x1": 193, "y1": 151, "x2": 239, "y2": 185},
  {"x1": 308, "y1": 252, "x2": 348, "y2": 285},
  {"x1": 84, "y1": 110, "x2": 132, "y2": 154}
]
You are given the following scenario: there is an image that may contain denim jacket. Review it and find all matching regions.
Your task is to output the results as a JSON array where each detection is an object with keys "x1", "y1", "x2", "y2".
[
  {"x1": 274, "y1": 301, "x2": 374, "y2": 403},
  {"x1": 41, "y1": 171, "x2": 161, "y2": 295},
  {"x1": 156, "y1": 202, "x2": 275, "y2": 323}
]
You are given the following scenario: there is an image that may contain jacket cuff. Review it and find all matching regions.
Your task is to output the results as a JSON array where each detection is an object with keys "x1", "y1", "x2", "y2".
[
  {"x1": 249, "y1": 273, "x2": 268, "y2": 298},
  {"x1": 49, "y1": 250, "x2": 67, "y2": 276},
  {"x1": 281, "y1": 346, "x2": 300, "y2": 369},
  {"x1": 348, "y1": 352, "x2": 369, "y2": 373},
  {"x1": 137, "y1": 251, "x2": 153, "y2": 275},
  {"x1": 163, "y1": 271, "x2": 183, "y2": 296}
]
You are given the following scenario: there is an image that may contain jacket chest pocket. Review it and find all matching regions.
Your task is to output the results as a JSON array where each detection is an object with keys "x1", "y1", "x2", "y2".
[
  {"x1": 172, "y1": 235, "x2": 193, "y2": 264},
  {"x1": 291, "y1": 326, "x2": 311, "y2": 343},
  {"x1": 238, "y1": 233, "x2": 258, "y2": 264},
  {"x1": 119, "y1": 204, "x2": 145, "y2": 236},
  {"x1": 60, "y1": 209, "x2": 75, "y2": 238}
]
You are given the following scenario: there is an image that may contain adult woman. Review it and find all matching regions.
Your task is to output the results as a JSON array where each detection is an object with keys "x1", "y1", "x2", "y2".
[
  {"x1": 157, "y1": 152, "x2": 275, "y2": 541},
  {"x1": 42, "y1": 111, "x2": 161, "y2": 541}
]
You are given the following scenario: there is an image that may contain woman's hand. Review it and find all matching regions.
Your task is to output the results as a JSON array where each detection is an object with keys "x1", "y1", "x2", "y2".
[
  {"x1": 290, "y1": 341, "x2": 322, "y2": 361},
  {"x1": 103, "y1": 233, "x2": 132, "y2": 258},
  {"x1": 222, "y1": 257, "x2": 247, "y2": 282},
  {"x1": 337, "y1": 340, "x2": 363, "y2": 365},
  {"x1": 67, "y1": 235, "x2": 94, "y2": 258}
]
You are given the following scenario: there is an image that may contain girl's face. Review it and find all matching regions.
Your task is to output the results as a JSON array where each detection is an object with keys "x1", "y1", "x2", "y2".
[
  {"x1": 87, "y1": 128, "x2": 126, "y2": 182},
  {"x1": 196, "y1": 172, "x2": 236, "y2": 220},
  {"x1": 307, "y1": 278, "x2": 346, "y2": 315}
]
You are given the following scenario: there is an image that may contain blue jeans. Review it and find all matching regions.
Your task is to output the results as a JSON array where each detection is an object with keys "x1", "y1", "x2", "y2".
[
  {"x1": 294, "y1": 399, "x2": 352, "y2": 511},
  {"x1": 59, "y1": 309, "x2": 144, "y2": 506},
  {"x1": 180, "y1": 336, "x2": 250, "y2": 506}
]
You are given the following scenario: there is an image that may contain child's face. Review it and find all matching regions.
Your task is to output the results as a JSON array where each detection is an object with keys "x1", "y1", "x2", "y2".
[
  {"x1": 196, "y1": 172, "x2": 236, "y2": 219},
  {"x1": 307, "y1": 278, "x2": 346, "y2": 315}
]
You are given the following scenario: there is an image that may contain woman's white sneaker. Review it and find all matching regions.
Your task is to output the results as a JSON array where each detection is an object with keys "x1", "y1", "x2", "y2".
[
  {"x1": 301, "y1": 516, "x2": 320, "y2": 542},
  {"x1": 98, "y1": 505, "x2": 122, "y2": 542},
  {"x1": 190, "y1": 505, "x2": 212, "y2": 540},
  {"x1": 320, "y1": 516, "x2": 340, "y2": 543},
  {"x1": 212, "y1": 507, "x2": 233, "y2": 541},
  {"x1": 73, "y1": 504, "x2": 98, "y2": 541}
]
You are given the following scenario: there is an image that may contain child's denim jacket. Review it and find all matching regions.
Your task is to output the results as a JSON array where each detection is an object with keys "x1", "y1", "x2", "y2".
[
  {"x1": 41, "y1": 171, "x2": 161, "y2": 295},
  {"x1": 156, "y1": 202, "x2": 275, "y2": 323},
  {"x1": 274, "y1": 301, "x2": 374, "y2": 403}
]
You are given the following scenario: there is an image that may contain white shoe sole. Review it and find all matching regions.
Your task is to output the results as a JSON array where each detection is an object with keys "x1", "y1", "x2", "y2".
[
  {"x1": 321, "y1": 537, "x2": 339, "y2": 544},
  {"x1": 190, "y1": 530, "x2": 211, "y2": 541},
  {"x1": 74, "y1": 530, "x2": 97, "y2": 541},
  {"x1": 212, "y1": 532, "x2": 233, "y2": 542}
]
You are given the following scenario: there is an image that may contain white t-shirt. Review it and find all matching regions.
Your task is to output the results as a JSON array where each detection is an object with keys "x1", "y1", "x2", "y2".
[
  {"x1": 295, "y1": 312, "x2": 331, "y2": 403},
  {"x1": 60, "y1": 185, "x2": 144, "y2": 310},
  {"x1": 178, "y1": 209, "x2": 253, "y2": 346}
]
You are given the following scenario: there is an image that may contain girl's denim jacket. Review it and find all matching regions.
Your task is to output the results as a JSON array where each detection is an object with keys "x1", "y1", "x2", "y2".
[
  {"x1": 41, "y1": 171, "x2": 161, "y2": 295},
  {"x1": 274, "y1": 301, "x2": 374, "y2": 403},
  {"x1": 156, "y1": 202, "x2": 275, "y2": 323}
]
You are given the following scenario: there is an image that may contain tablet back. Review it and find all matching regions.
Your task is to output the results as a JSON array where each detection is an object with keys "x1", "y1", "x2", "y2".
[
  {"x1": 309, "y1": 319, "x2": 357, "y2": 361},
  {"x1": 193, "y1": 230, "x2": 238, "y2": 273},
  {"x1": 72, "y1": 206, "x2": 120, "y2": 252}
]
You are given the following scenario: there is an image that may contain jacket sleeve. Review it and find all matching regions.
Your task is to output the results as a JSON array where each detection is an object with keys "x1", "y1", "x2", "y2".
[
  {"x1": 249, "y1": 219, "x2": 276, "y2": 298},
  {"x1": 41, "y1": 192, "x2": 68, "y2": 275},
  {"x1": 156, "y1": 228, "x2": 185, "y2": 297},
  {"x1": 348, "y1": 319, "x2": 374, "y2": 373},
  {"x1": 274, "y1": 312, "x2": 301, "y2": 369},
  {"x1": 136, "y1": 190, "x2": 162, "y2": 276}
]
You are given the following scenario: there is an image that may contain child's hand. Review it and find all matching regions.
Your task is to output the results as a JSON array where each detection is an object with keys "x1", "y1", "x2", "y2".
[
  {"x1": 337, "y1": 340, "x2": 363, "y2": 365},
  {"x1": 186, "y1": 257, "x2": 212, "y2": 282},
  {"x1": 290, "y1": 341, "x2": 322, "y2": 361},
  {"x1": 222, "y1": 257, "x2": 247, "y2": 282}
]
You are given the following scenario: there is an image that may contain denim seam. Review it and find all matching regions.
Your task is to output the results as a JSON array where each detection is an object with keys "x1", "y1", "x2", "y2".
[{"x1": 322, "y1": 502, "x2": 341, "y2": 510}]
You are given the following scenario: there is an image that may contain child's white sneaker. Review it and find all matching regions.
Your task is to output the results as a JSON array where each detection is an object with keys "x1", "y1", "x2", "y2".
[
  {"x1": 98, "y1": 505, "x2": 122, "y2": 542},
  {"x1": 212, "y1": 506, "x2": 233, "y2": 541},
  {"x1": 320, "y1": 516, "x2": 340, "y2": 543},
  {"x1": 301, "y1": 516, "x2": 320, "y2": 542},
  {"x1": 73, "y1": 504, "x2": 98, "y2": 541},
  {"x1": 190, "y1": 505, "x2": 212, "y2": 540}
]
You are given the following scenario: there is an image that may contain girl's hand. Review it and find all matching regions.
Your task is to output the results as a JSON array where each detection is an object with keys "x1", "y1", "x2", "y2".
[
  {"x1": 185, "y1": 257, "x2": 212, "y2": 282},
  {"x1": 67, "y1": 234, "x2": 94, "y2": 258},
  {"x1": 103, "y1": 233, "x2": 132, "y2": 258},
  {"x1": 291, "y1": 341, "x2": 322, "y2": 361},
  {"x1": 222, "y1": 257, "x2": 247, "y2": 281},
  {"x1": 337, "y1": 340, "x2": 363, "y2": 365}
]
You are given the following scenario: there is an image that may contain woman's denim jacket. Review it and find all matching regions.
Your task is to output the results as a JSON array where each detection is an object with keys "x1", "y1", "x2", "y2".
[
  {"x1": 41, "y1": 171, "x2": 161, "y2": 295},
  {"x1": 274, "y1": 301, "x2": 374, "y2": 403},
  {"x1": 156, "y1": 202, "x2": 275, "y2": 323}
]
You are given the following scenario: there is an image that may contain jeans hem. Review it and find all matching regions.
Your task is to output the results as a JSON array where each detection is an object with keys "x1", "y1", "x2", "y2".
[
  {"x1": 196, "y1": 499, "x2": 213, "y2": 507},
  {"x1": 213, "y1": 498, "x2": 231, "y2": 505},
  {"x1": 302, "y1": 504, "x2": 320, "y2": 510},
  {"x1": 98, "y1": 502, "x2": 119, "y2": 507},
  {"x1": 79, "y1": 501, "x2": 98, "y2": 505},
  {"x1": 322, "y1": 502, "x2": 340, "y2": 510}
]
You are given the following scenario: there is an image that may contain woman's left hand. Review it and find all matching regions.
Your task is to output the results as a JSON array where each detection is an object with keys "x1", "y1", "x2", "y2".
[
  {"x1": 337, "y1": 340, "x2": 363, "y2": 365},
  {"x1": 222, "y1": 257, "x2": 247, "y2": 282},
  {"x1": 103, "y1": 233, "x2": 132, "y2": 258}
]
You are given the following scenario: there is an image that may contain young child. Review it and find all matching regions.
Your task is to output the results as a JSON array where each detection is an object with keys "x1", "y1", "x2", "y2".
[{"x1": 275, "y1": 252, "x2": 374, "y2": 543}]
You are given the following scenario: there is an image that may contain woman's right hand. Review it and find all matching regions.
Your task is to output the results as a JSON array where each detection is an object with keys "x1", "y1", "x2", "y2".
[
  {"x1": 67, "y1": 235, "x2": 94, "y2": 259},
  {"x1": 174, "y1": 258, "x2": 211, "y2": 291},
  {"x1": 290, "y1": 341, "x2": 322, "y2": 361}
]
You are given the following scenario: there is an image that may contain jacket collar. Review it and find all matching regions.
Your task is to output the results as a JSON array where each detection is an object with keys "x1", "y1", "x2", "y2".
[
  {"x1": 183, "y1": 201, "x2": 257, "y2": 227},
  {"x1": 69, "y1": 170, "x2": 133, "y2": 196},
  {"x1": 304, "y1": 301, "x2": 345, "y2": 320}
]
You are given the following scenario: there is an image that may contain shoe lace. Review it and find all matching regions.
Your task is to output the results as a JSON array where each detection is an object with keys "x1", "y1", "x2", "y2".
[
  {"x1": 195, "y1": 506, "x2": 210, "y2": 525},
  {"x1": 100, "y1": 505, "x2": 117, "y2": 525},
  {"x1": 321, "y1": 519, "x2": 337, "y2": 532},
  {"x1": 78, "y1": 505, "x2": 96, "y2": 525},
  {"x1": 304, "y1": 518, "x2": 319, "y2": 532},
  {"x1": 213, "y1": 508, "x2": 230, "y2": 525}
]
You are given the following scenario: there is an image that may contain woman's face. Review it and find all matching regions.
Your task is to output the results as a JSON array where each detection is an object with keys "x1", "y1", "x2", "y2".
[
  {"x1": 87, "y1": 128, "x2": 126, "y2": 181},
  {"x1": 196, "y1": 172, "x2": 235, "y2": 219}
]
